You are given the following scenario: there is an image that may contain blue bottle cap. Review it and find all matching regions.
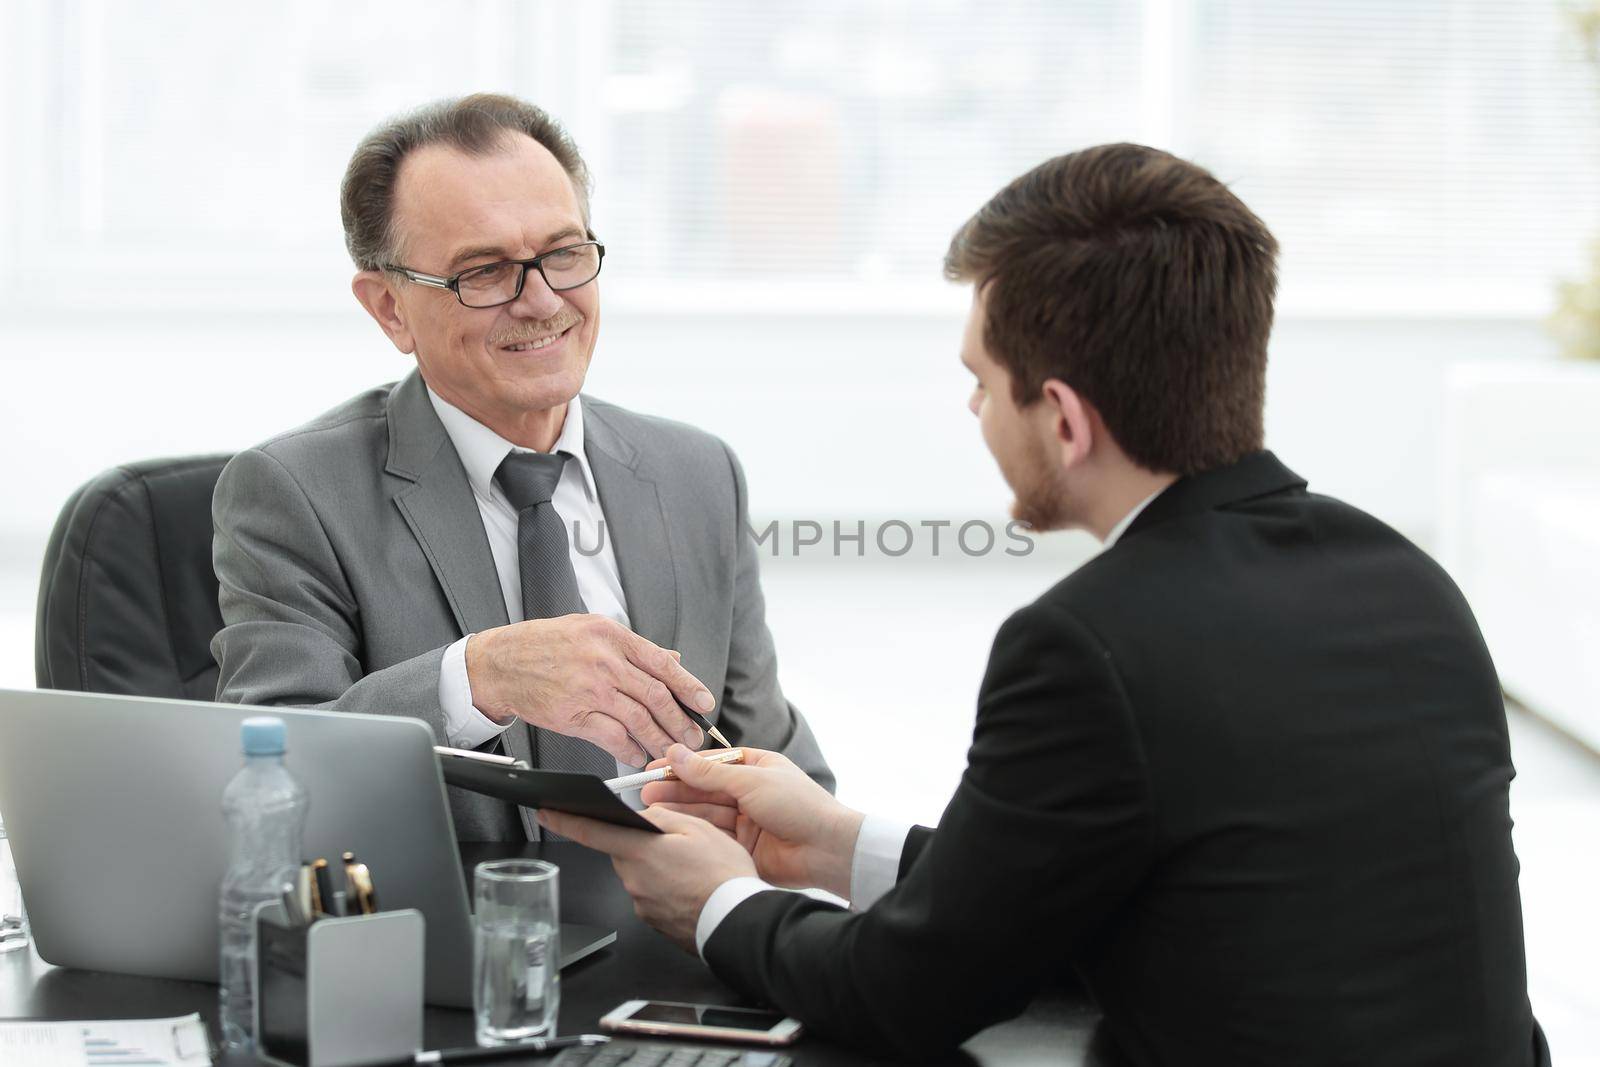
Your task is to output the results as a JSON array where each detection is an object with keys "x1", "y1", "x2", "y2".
[{"x1": 240, "y1": 716, "x2": 287, "y2": 756}]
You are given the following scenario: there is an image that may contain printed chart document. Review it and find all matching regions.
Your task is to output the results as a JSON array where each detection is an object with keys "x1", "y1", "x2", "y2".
[{"x1": 0, "y1": 1013, "x2": 211, "y2": 1067}]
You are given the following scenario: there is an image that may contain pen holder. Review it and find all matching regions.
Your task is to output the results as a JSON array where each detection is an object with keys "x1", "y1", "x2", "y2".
[{"x1": 254, "y1": 902, "x2": 426, "y2": 1067}]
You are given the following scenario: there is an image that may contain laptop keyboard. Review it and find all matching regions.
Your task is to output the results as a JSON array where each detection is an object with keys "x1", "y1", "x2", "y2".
[{"x1": 553, "y1": 1043, "x2": 791, "y2": 1067}]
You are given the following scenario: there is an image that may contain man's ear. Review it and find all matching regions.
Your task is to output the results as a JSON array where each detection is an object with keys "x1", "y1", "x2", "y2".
[
  {"x1": 1039, "y1": 378, "x2": 1095, "y2": 471},
  {"x1": 351, "y1": 271, "x2": 417, "y2": 355}
]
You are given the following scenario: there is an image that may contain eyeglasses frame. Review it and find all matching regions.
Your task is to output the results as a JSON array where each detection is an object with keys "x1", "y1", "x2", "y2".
[{"x1": 384, "y1": 237, "x2": 606, "y2": 308}]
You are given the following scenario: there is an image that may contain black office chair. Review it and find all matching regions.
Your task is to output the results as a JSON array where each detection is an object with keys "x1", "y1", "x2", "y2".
[{"x1": 35, "y1": 454, "x2": 234, "y2": 700}]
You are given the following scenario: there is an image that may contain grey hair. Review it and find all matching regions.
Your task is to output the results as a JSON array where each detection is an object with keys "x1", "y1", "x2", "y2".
[{"x1": 339, "y1": 93, "x2": 592, "y2": 271}]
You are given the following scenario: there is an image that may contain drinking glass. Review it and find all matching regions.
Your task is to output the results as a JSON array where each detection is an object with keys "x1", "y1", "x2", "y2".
[{"x1": 473, "y1": 860, "x2": 560, "y2": 1045}]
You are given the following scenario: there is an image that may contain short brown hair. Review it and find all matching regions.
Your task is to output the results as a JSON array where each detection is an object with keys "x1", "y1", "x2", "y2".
[
  {"x1": 340, "y1": 93, "x2": 592, "y2": 270},
  {"x1": 944, "y1": 143, "x2": 1278, "y2": 475}
]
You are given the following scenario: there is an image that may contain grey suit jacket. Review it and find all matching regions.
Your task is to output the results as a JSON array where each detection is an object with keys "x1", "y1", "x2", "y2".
[{"x1": 211, "y1": 370, "x2": 832, "y2": 841}]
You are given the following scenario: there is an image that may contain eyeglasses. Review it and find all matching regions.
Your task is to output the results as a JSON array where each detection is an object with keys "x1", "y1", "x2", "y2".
[{"x1": 385, "y1": 240, "x2": 605, "y2": 309}]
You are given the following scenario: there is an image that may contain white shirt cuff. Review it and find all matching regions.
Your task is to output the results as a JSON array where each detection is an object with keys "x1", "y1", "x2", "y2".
[
  {"x1": 696, "y1": 876, "x2": 778, "y2": 958},
  {"x1": 439, "y1": 635, "x2": 514, "y2": 749},
  {"x1": 849, "y1": 814, "x2": 916, "y2": 912}
]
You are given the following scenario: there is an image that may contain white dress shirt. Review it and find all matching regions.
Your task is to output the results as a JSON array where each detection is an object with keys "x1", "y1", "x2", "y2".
[
  {"x1": 427, "y1": 388, "x2": 641, "y2": 777},
  {"x1": 1100, "y1": 485, "x2": 1163, "y2": 551},
  {"x1": 692, "y1": 484, "x2": 1171, "y2": 956}
]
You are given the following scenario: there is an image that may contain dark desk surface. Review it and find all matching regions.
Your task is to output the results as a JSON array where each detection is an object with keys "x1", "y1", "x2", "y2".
[{"x1": 0, "y1": 842, "x2": 1104, "y2": 1065}]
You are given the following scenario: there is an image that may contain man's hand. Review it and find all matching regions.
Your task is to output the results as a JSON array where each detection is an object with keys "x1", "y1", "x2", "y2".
[
  {"x1": 536, "y1": 806, "x2": 755, "y2": 952},
  {"x1": 466, "y1": 614, "x2": 712, "y2": 764},
  {"x1": 641, "y1": 745, "x2": 864, "y2": 899}
]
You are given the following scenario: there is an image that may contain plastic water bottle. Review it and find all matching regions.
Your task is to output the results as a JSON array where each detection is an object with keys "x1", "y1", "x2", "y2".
[{"x1": 218, "y1": 716, "x2": 308, "y2": 1049}]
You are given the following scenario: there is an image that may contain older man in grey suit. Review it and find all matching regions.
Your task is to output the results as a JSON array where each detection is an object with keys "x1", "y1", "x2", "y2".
[{"x1": 211, "y1": 94, "x2": 832, "y2": 841}]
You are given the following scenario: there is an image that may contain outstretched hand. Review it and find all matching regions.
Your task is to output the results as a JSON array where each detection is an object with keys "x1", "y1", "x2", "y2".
[{"x1": 641, "y1": 745, "x2": 864, "y2": 898}]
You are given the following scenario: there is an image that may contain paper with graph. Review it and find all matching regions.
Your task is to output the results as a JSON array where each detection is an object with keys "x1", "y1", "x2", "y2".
[{"x1": 0, "y1": 1013, "x2": 210, "y2": 1067}]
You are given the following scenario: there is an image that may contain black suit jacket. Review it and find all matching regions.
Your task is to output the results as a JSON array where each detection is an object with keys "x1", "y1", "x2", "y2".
[{"x1": 705, "y1": 452, "x2": 1535, "y2": 1065}]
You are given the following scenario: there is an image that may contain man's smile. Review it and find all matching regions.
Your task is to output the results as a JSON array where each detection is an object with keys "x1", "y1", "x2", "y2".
[{"x1": 493, "y1": 318, "x2": 579, "y2": 354}]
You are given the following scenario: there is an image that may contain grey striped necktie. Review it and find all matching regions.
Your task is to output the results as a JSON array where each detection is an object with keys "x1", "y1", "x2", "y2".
[{"x1": 494, "y1": 451, "x2": 620, "y2": 781}]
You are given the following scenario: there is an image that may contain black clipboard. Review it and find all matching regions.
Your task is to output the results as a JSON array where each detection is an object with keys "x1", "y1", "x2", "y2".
[{"x1": 435, "y1": 748, "x2": 663, "y2": 833}]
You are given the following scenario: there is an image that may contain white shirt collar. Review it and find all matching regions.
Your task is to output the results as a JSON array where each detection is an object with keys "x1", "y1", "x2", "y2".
[
  {"x1": 425, "y1": 386, "x2": 599, "y2": 503},
  {"x1": 1102, "y1": 486, "x2": 1166, "y2": 548}
]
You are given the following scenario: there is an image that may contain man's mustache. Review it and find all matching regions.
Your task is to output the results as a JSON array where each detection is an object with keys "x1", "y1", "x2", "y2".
[{"x1": 488, "y1": 314, "x2": 582, "y2": 346}]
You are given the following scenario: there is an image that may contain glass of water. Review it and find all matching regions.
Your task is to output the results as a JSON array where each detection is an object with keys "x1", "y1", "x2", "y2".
[{"x1": 473, "y1": 859, "x2": 560, "y2": 1045}]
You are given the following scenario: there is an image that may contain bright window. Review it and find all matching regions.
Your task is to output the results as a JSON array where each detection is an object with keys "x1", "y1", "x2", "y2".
[{"x1": 1, "y1": 0, "x2": 1594, "y2": 315}]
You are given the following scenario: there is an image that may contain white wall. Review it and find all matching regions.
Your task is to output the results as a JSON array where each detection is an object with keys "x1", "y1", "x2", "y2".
[{"x1": 0, "y1": 306, "x2": 1558, "y2": 575}]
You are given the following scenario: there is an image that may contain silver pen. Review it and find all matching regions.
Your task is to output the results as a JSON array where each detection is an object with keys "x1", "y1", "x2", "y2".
[{"x1": 605, "y1": 748, "x2": 745, "y2": 793}]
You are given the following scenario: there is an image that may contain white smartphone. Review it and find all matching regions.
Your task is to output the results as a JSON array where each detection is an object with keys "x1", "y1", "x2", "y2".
[{"x1": 600, "y1": 999, "x2": 804, "y2": 1045}]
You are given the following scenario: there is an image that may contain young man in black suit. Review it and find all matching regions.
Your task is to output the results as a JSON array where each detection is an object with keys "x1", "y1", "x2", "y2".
[{"x1": 541, "y1": 144, "x2": 1541, "y2": 1065}]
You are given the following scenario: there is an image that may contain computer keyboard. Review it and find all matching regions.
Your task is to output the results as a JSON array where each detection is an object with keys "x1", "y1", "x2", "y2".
[{"x1": 553, "y1": 1042, "x2": 792, "y2": 1067}]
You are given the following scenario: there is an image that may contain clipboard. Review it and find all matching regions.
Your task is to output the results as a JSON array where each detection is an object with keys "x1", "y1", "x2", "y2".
[{"x1": 435, "y1": 747, "x2": 663, "y2": 833}]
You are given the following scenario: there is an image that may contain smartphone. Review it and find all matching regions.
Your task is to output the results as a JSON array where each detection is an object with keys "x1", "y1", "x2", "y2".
[{"x1": 600, "y1": 999, "x2": 803, "y2": 1045}]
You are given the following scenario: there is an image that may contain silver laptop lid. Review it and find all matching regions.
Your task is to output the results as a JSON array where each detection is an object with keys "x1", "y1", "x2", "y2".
[{"x1": 0, "y1": 688, "x2": 475, "y2": 1006}]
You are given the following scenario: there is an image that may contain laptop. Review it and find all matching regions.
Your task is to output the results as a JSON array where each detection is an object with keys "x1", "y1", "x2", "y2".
[{"x1": 0, "y1": 688, "x2": 615, "y2": 1008}]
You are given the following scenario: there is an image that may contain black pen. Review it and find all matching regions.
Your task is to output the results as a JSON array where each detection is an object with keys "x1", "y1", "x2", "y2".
[
  {"x1": 312, "y1": 858, "x2": 336, "y2": 918},
  {"x1": 410, "y1": 1034, "x2": 609, "y2": 1063},
  {"x1": 675, "y1": 696, "x2": 731, "y2": 749}
]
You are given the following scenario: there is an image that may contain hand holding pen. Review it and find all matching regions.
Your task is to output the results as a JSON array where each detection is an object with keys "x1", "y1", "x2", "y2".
[
  {"x1": 674, "y1": 695, "x2": 731, "y2": 750},
  {"x1": 605, "y1": 748, "x2": 745, "y2": 794},
  {"x1": 463, "y1": 619, "x2": 719, "y2": 765}
]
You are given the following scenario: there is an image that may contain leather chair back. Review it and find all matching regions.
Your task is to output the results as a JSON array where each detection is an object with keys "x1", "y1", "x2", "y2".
[{"x1": 35, "y1": 455, "x2": 232, "y2": 700}]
